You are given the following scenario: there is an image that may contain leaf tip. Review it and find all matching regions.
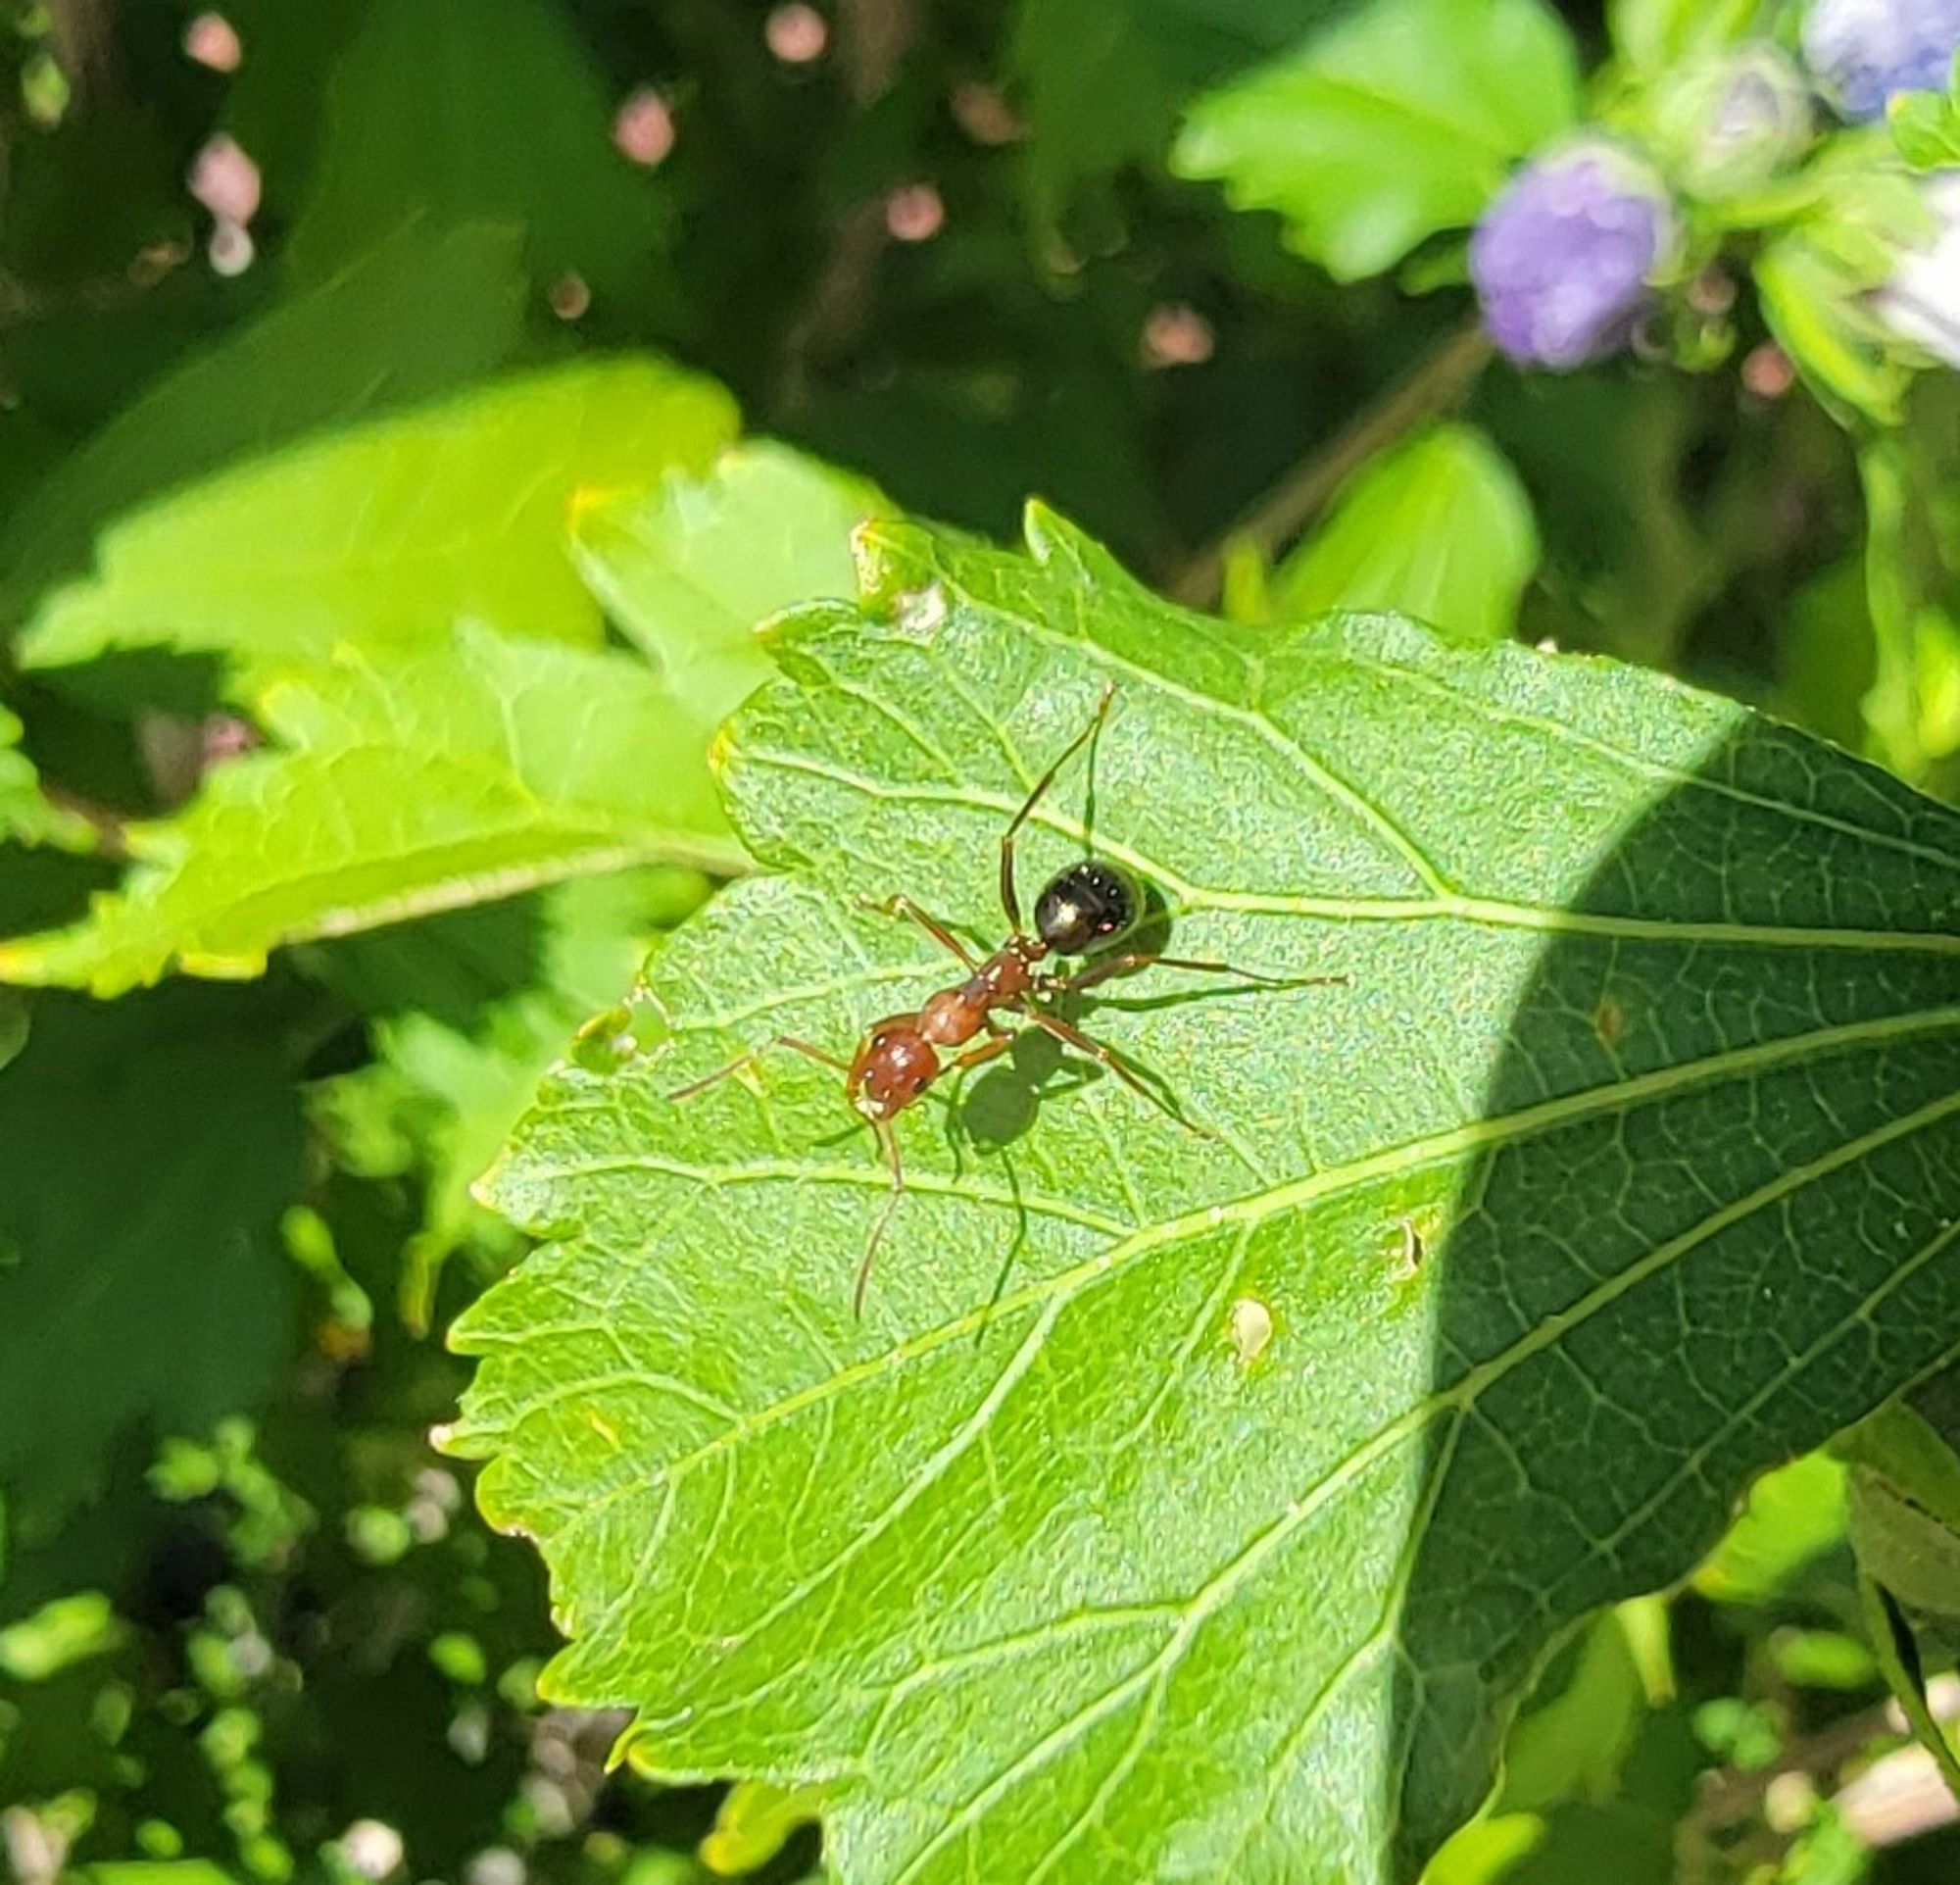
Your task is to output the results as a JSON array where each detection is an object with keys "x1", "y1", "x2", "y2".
[{"x1": 848, "y1": 516, "x2": 938, "y2": 613}]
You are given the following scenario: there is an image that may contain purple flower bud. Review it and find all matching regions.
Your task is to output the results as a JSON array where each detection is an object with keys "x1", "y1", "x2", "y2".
[
  {"x1": 1801, "y1": 0, "x2": 1960, "y2": 124},
  {"x1": 1661, "y1": 48, "x2": 1812, "y2": 197},
  {"x1": 1469, "y1": 141, "x2": 1677, "y2": 372}
]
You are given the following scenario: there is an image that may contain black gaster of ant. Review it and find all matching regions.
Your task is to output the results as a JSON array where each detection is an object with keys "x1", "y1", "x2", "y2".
[{"x1": 673, "y1": 685, "x2": 1341, "y2": 1314}]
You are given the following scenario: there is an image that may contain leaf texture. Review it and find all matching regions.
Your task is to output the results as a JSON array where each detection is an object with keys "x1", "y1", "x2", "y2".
[{"x1": 449, "y1": 507, "x2": 1960, "y2": 1882}]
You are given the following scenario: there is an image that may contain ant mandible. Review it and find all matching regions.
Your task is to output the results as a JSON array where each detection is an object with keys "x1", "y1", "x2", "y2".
[{"x1": 673, "y1": 685, "x2": 1339, "y2": 1314}]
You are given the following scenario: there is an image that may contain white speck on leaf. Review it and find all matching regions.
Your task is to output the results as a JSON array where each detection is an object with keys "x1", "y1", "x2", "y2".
[{"x1": 1229, "y1": 1297, "x2": 1274, "y2": 1365}]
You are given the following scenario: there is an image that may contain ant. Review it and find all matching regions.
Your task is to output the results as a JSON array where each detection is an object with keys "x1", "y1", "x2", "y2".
[{"x1": 673, "y1": 685, "x2": 1340, "y2": 1314}]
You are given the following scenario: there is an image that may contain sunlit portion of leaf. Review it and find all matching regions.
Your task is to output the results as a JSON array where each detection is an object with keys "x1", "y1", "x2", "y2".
[
  {"x1": 450, "y1": 508, "x2": 1960, "y2": 1882},
  {"x1": 570, "y1": 440, "x2": 895, "y2": 735},
  {"x1": 1175, "y1": 0, "x2": 1579, "y2": 279},
  {"x1": 19, "y1": 359, "x2": 739, "y2": 688},
  {"x1": 1271, "y1": 422, "x2": 1537, "y2": 643},
  {"x1": 0, "y1": 625, "x2": 747, "y2": 997}
]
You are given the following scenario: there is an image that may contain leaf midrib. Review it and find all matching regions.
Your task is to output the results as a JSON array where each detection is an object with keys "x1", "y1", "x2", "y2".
[
  {"x1": 745, "y1": 748, "x2": 1960, "y2": 957},
  {"x1": 521, "y1": 998, "x2": 1960, "y2": 1528}
]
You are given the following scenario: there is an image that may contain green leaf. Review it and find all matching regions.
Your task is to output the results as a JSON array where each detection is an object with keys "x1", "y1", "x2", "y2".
[
  {"x1": 1858, "y1": 381, "x2": 1960, "y2": 792},
  {"x1": 1008, "y1": 0, "x2": 1354, "y2": 225},
  {"x1": 0, "y1": 988, "x2": 303, "y2": 1532},
  {"x1": 19, "y1": 358, "x2": 739, "y2": 691},
  {"x1": 285, "y1": 0, "x2": 671, "y2": 304},
  {"x1": 1271, "y1": 422, "x2": 1537, "y2": 643},
  {"x1": 0, "y1": 221, "x2": 532, "y2": 620},
  {"x1": 1496, "y1": 1613, "x2": 1650, "y2": 1814},
  {"x1": 1174, "y1": 0, "x2": 1580, "y2": 279},
  {"x1": 1889, "y1": 88, "x2": 1960, "y2": 172},
  {"x1": 1690, "y1": 1454, "x2": 1846, "y2": 1606},
  {"x1": 1605, "y1": 0, "x2": 1761, "y2": 79},
  {"x1": 448, "y1": 508, "x2": 1960, "y2": 1881},
  {"x1": 1839, "y1": 1400, "x2": 1960, "y2": 1622},
  {"x1": 0, "y1": 624, "x2": 748, "y2": 997},
  {"x1": 316, "y1": 868, "x2": 710, "y2": 1327},
  {"x1": 0, "y1": 704, "x2": 93, "y2": 851},
  {"x1": 571, "y1": 440, "x2": 897, "y2": 736}
]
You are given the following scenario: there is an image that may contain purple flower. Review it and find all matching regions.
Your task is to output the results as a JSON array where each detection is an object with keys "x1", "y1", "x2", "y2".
[
  {"x1": 1802, "y1": 0, "x2": 1960, "y2": 124},
  {"x1": 1469, "y1": 142, "x2": 1677, "y2": 372}
]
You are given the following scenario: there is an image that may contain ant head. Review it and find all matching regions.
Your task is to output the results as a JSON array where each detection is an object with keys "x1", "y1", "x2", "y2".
[
  {"x1": 1034, "y1": 860, "x2": 1142, "y2": 957},
  {"x1": 849, "y1": 1020, "x2": 939, "y2": 1121}
]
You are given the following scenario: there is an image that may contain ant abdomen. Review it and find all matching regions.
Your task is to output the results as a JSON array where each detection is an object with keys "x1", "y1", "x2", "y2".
[{"x1": 1034, "y1": 859, "x2": 1143, "y2": 957}]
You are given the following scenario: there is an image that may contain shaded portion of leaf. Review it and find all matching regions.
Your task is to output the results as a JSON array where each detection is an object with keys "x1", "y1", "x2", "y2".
[{"x1": 0, "y1": 988, "x2": 303, "y2": 1534}]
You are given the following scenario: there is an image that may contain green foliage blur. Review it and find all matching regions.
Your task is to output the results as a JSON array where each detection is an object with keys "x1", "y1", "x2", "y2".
[{"x1": 6, "y1": 0, "x2": 1960, "y2": 1881}]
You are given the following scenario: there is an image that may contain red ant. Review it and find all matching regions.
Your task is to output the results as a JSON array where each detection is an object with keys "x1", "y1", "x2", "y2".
[{"x1": 674, "y1": 686, "x2": 1340, "y2": 1313}]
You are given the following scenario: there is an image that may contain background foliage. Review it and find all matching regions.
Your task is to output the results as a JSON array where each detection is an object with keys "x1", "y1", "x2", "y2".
[{"x1": 6, "y1": 0, "x2": 1960, "y2": 1881}]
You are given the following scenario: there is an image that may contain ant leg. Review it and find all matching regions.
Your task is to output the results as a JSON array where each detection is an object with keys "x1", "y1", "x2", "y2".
[
  {"x1": 855, "y1": 1116, "x2": 906, "y2": 1317},
  {"x1": 861, "y1": 1032, "x2": 1013, "y2": 1310},
  {"x1": 859, "y1": 894, "x2": 979, "y2": 969},
  {"x1": 1054, "y1": 952, "x2": 1348, "y2": 997},
  {"x1": 669, "y1": 1034, "x2": 847, "y2": 1101},
  {"x1": 1016, "y1": 1004, "x2": 1212, "y2": 1137},
  {"x1": 999, "y1": 682, "x2": 1116, "y2": 933},
  {"x1": 952, "y1": 1032, "x2": 1013, "y2": 1074}
]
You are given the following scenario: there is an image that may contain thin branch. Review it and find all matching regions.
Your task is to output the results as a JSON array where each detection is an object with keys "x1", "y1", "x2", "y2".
[{"x1": 1167, "y1": 320, "x2": 1494, "y2": 608}]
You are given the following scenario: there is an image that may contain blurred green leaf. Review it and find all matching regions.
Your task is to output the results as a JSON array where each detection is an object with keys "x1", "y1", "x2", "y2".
[
  {"x1": 1889, "y1": 89, "x2": 1960, "y2": 171},
  {"x1": 0, "y1": 623, "x2": 747, "y2": 997},
  {"x1": 20, "y1": 358, "x2": 740, "y2": 691},
  {"x1": 286, "y1": 0, "x2": 671, "y2": 308},
  {"x1": 1174, "y1": 0, "x2": 1580, "y2": 279},
  {"x1": 450, "y1": 508, "x2": 1960, "y2": 1881},
  {"x1": 696, "y1": 1777, "x2": 824, "y2": 1876},
  {"x1": 571, "y1": 440, "x2": 896, "y2": 735},
  {"x1": 1858, "y1": 382, "x2": 1960, "y2": 792},
  {"x1": 0, "y1": 1592, "x2": 123, "y2": 1680},
  {"x1": 0, "y1": 703, "x2": 93, "y2": 851},
  {"x1": 1605, "y1": 0, "x2": 1760, "y2": 78},
  {"x1": 1422, "y1": 1815, "x2": 1545, "y2": 1885},
  {"x1": 316, "y1": 868, "x2": 710, "y2": 1327},
  {"x1": 1271, "y1": 422, "x2": 1537, "y2": 642},
  {"x1": 1009, "y1": 0, "x2": 1352, "y2": 225},
  {"x1": 1767, "y1": 1628, "x2": 1874, "y2": 1689},
  {"x1": 1691, "y1": 1454, "x2": 1847, "y2": 1606},
  {"x1": 1498, "y1": 1615, "x2": 1650, "y2": 1814},
  {"x1": 0, "y1": 988, "x2": 303, "y2": 1532},
  {"x1": 0, "y1": 222, "x2": 533, "y2": 620},
  {"x1": 1775, "y1": 558, "x2": 1876, "y2": 752},
  {"x1": 86, "y1": 1868, "x2": 238, "y2": 1885}
]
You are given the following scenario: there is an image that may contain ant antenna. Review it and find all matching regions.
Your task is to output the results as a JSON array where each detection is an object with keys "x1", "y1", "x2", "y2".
[{"x1": 999, "y1": 682, "x2": 1115, "y2": 934}]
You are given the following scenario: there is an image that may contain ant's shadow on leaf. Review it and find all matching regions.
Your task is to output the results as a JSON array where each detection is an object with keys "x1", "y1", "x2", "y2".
[{"x1": 950, "y1": 1026, "x2": 1087, "y2": 1154}]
